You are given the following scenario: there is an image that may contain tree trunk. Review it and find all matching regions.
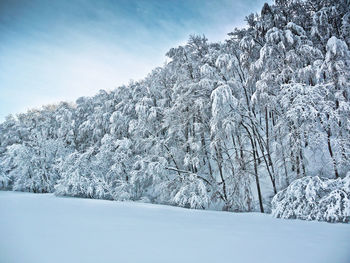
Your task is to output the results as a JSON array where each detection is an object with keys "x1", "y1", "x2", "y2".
[
  {"x1": 253, "y1": 145, "x2": 264, "y2": 213},
  {"x1": 242, "y1": 123, "x2": 264, "y2": 213},
  {"x1": 327, "y1": 128, "x2": 339, "y2": 179},
  {"x1": 214, "y1": 144, "x2": 228, "y2": 203}
]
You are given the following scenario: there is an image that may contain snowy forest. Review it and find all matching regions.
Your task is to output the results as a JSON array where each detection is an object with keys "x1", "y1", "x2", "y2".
[{"x1": 1, "y1": 0, "x2": 350, "y2": 222}]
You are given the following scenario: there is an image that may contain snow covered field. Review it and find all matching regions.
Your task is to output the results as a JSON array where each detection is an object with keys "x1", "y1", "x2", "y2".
[{"x1": 0, "y1": 191, "x2": 349, "y2": 263}]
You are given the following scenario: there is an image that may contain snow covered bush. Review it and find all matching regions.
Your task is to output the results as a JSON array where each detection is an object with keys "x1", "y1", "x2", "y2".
[
  {"x1": 165, "y1": 174, "x2": 210, "y2": 209},
  {"x1": 272, "y1": 175, "x2": 350, "y2": 222}
]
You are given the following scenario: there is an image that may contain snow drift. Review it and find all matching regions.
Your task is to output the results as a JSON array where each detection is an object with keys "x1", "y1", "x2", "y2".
[
  {"x1": 272, "y1": 175, "x2": 350, "y2": 222},
  {"x1": 1, "y1": 191, "x2": 350, "y2": 263}
]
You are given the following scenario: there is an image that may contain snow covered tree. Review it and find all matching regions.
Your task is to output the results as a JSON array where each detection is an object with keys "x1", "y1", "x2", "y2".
[
  {"x1": 272, "y1": 174, "x2": 350, "y2": 222},
  {"x1": 55, "y1": 148, "x2": 97, "y2": 198},
  {"x1": 5, "y1": 135, "x2": 67, "y2": 193},
  {"x1": 317, "y1": 37, "x2": 350, "y2": 178},
  {"x1": 1, "y1": 0, "x2": 349, "y2": 219}
]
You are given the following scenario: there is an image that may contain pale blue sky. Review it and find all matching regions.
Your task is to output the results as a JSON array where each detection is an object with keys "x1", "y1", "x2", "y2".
[{"x1": 0, "y1": 0, "x2": 268, "y2": 121}]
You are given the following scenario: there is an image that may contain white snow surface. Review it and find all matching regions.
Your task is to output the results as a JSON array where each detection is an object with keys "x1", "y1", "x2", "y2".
[{"x1": 0, "y1": 191, "x2": 349, "y2": 263}]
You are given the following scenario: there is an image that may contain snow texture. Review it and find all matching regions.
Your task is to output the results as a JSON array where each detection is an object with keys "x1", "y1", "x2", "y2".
[
  {"x1": 272, "y1": 175, "x2": 350, "y2": 222},
  {"x1": 1, "y1": 191, "x2": 350, "y2": 263}
]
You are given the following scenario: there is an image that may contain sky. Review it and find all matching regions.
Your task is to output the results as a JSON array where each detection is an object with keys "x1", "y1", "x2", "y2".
[{"x1": 0, "y1": 0, "x2": 268, "y2": 121}]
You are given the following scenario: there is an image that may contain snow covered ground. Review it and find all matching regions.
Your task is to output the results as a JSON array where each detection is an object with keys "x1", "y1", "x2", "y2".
[{"x1": 0, "y1": 191, "x2": 349, "y2": 263}]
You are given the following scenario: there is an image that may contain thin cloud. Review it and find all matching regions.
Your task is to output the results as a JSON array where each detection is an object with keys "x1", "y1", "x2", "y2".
[{"x1": 0, "y1": 0, "x2": 269, "y2": 121}]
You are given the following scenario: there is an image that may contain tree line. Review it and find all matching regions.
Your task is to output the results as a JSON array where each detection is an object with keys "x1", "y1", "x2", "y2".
[{"x1": 1, "y1": 0, "x2": 349, "y2": 212}]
